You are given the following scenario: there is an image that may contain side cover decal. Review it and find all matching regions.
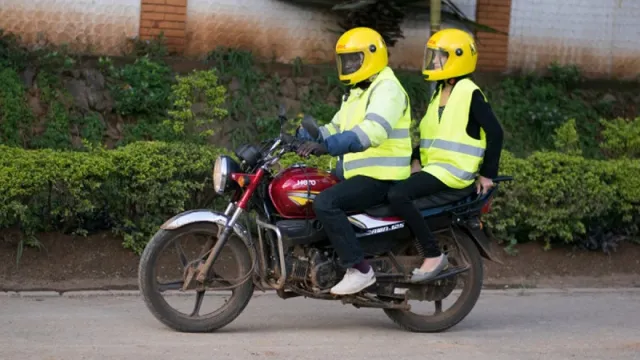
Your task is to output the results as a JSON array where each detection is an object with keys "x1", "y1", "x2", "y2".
[{"x1": 348, "y1": 214, "x2": 405, "y2": 235}]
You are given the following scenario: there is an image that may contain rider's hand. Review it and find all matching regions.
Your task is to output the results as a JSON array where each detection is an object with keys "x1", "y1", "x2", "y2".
[
  {"x1": 475, "y1": 176, "x2": 494, "y2": 195},
  {"x1": 297, "y1": 142, "x2": 328, "y2": 157}
]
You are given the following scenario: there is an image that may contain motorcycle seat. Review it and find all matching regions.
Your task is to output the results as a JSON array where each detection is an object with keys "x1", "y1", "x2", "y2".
[{"x1": 364, "y1": 184, "x2": 477, "y2": 218}]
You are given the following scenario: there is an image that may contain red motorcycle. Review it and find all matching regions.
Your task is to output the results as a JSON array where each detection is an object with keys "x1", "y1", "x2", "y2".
[{"x1": 138, "y1": 106, "x2": 513, "y2": 333}]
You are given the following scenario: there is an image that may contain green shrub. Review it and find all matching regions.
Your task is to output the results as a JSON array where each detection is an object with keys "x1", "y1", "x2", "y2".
[
  {"x1": 280, "y1": 149, "x2": 640, "y2": 252},
  {"x1": 1, "y1": 142, "x2": 638, "y2": 255},
  {"x1": 163, "y1": 69, "x2": 228, "y2": 143},
  {"x1": 0, "y1": 142, "x2": 232, "y2": 254},
  {"x1": 100, "y1": 56, "x2": 173, "y2": 117},
  {"x1": 485, "y1": 63, "x2": 604, "y2": 158},
  {"x1": 484, "y1": 150, "x2": 639, "y2": 252},
  {"x1": 0, "y1": 68, "x2": 34, "y2": 147},
  {"x1": 553, "y1": 118, "x2": 582, "y2": 156},
  {"x1": 599, "y1": 116, "x2": 640, "y2": 159}
]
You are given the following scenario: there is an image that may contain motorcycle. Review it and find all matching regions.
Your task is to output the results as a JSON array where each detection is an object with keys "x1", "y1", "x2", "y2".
[{"x1": 138, "y1": 106, "x2": 513, "y2": 333}]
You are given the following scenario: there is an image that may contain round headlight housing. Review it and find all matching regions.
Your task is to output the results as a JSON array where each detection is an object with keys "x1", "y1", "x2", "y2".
[
  {"x1": 212, "y1": 155, "x2": 241, "y2": 195},
  {"x1": 213, "y1": 156, "x2": 230, "y2": 194}
]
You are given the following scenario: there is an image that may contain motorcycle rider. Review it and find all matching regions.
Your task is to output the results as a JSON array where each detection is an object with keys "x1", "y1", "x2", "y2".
[
  {"x1": 385, "y1": 28, "x2": 504, "y2": 282},
  {"x1": 295, "y1": 27, "x2": 413, "y2": 295}
]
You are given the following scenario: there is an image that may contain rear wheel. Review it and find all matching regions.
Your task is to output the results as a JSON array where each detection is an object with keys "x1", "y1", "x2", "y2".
[
  {"x1": 138, "y1": 222, "x2": 255, "y2": 333},
  {"x1": 383, "y1": 228, "x2": 483, "y2": 332}
]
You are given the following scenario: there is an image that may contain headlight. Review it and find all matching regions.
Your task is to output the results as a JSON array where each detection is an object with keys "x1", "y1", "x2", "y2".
[
  {"x1": 213, "y1": 155, "x2": 241, "y2": 195},
  {"x1": 213, "y1": 156, "x2": 230, "y2": 194}
]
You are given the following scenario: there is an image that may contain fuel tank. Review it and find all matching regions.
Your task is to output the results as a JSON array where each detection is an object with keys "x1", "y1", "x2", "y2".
[{"x1": 268, "y1": 165, "x2": 339, "y2": 218}]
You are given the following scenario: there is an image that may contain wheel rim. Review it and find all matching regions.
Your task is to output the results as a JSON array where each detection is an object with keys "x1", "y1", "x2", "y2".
[
  {"x1": 391, "y1": 230, "x2": 482, "y2": 321},
  {"x1": 144, "y1": 226, "x2": 250, "y2": 320}
]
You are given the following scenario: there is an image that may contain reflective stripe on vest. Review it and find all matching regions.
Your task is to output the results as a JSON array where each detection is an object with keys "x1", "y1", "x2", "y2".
[
  {"x1": 419, "y1": 78, "x2": 487, "y2": 188},
  {"x1": 424, "y1": 162, "x2": 476, "y2": 180},
  {"x1": 319, "y1": 122, "x2": 340, "y2": 139},
  {"x1": 343, "y1": 156, "x2": 411, "y2": 172},
  {"x1": 420, "y1": 138, "x2": 485, "y2": 157},
  {"x1": 337, "y1": 67, "x2": 413, "y2": 181}
]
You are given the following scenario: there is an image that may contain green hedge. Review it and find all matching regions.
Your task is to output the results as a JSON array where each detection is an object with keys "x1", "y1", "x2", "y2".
[
  {"x1": 1, "y1": 142, "x2": 638, "y2": 254},
  {"x1": 0, "y1": 142, "x2": 231, "y2": 254}
]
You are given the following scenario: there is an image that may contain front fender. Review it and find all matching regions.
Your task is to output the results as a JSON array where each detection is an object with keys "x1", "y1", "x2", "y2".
[{"x1": 160, "y1": 209, "x2": 252, "y2": 246}]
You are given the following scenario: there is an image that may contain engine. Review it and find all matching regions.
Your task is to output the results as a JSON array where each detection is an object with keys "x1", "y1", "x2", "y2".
[{"x1": 284, "y1": 248, "x2": 341, "y2": 291}]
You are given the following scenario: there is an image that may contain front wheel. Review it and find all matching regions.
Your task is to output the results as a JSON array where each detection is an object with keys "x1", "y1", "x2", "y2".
[
  {"x1": 138, "y1": 222, "x2": 255, "y2": 332},
  {"x1": 383, "y1": 228, "x2": 484, "y2": 332}
]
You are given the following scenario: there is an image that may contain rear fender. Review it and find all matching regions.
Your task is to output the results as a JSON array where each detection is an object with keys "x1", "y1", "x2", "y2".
[{"x1": 456, "y1": 220, "x2": 504, "y2": 265}]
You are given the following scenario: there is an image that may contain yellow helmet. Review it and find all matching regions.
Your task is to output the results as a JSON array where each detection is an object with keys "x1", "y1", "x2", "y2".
[
  {"x1": 335, "y1": 27, "x2": 388, "y2": 85},
  {"x1": 422, "y1": 28, "x2": 477, "y2": 81}
]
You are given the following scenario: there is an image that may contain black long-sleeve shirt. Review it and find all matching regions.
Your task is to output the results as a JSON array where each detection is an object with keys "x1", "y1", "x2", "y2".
[{"x1": 411, "y1": 89, "x2": 504, "y2": 179}]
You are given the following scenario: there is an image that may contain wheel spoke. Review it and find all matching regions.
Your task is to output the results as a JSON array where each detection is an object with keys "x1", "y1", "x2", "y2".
[
  {"x1": 175, "y1": 241, "x2": 188, "y2": 267},
  {"x1": 190, "y1": 290, "x2": 205, "y2": 317},
  {"x1": 435, "y1": 300, "x2": 442, "y2": 314}
]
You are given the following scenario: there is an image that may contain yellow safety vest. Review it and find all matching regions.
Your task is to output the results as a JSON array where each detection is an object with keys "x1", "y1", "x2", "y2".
[
  {"x1": 331, "y1": 67, "x2": 413, "y2": 180},
  {"x1": 419, "y1": 78, "x2": 487, "y2": 189}
]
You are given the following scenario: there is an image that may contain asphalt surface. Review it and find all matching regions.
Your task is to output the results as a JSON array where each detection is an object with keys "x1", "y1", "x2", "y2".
[{"x1": 1, "y1": 289, "x2": 639, "y2": 360}]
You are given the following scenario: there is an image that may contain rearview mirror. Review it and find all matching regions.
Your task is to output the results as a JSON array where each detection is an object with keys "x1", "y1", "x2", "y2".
[
  {"x1": 277, "y1": 103, "x2": 287, "y2": 132},
  {"x1": 301, "y1": 114, "x2": 320, "y2": 140}
]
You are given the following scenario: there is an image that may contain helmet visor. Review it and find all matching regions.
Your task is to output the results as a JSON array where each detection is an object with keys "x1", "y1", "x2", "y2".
[
  {"x1": 423, "y1": 47, "x2": 449, "y2": 72},
  {"x1": 337, "y1": 52, "x2": 364, "y2": 76}
]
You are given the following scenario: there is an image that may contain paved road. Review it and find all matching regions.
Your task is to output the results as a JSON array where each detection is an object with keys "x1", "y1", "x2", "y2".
[{"x1": 1, "y1": 290, "x2": 639, "y2": 360}]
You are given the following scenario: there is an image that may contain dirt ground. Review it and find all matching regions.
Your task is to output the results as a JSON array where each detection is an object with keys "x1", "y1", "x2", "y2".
[{"x1": 1, "y1": 230, "x2": 639, "y2": 292}]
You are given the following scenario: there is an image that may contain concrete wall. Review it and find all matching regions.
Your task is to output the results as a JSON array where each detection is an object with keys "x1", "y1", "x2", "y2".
[
  {"x1": 507, "y1": 0, "x2": 640, "y2": 79},
  {"x1": 183, "y1": 0, "x2": 479, "y2": 70},
  {"x1": 0, "y1": 0, "x2": 141, "y2": 55},
  {"x1": 1, "y1": 0, "x2": 639, "y2": 79}
]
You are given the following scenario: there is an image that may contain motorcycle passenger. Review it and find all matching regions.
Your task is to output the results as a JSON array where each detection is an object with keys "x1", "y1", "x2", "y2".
[
  {"x1": 385, "y1": 28, "x2": 504, "y2": 283},
  {"x1": 295, "y1": 27, "x2": 413, "y2": 295}
]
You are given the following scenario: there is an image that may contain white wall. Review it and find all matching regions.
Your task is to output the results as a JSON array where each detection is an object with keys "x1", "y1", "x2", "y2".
[
  {"x1": 185, "y1": 0, "x2": 477, "y2": 70},
  {"x1": 0, "y1": 0, "x2": 141, "y2": 55},
  {"x1": 507, "y1": 0, "x2": 640, "y2": 79}
]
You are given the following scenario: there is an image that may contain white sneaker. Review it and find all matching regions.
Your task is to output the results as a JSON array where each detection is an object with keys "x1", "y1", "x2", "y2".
[{"x1": 330, "y1": 267, "x2": 376, "y2": 295}]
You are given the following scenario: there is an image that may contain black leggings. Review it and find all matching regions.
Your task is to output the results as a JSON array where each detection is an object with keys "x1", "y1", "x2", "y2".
[{"x1": 387, "y1": 171, "x2": 451, "y2": 258}]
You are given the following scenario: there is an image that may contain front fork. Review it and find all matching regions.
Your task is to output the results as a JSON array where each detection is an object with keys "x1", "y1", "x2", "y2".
[{"x1": 183, "y1": 168, "x2": 265, "y2": 289}]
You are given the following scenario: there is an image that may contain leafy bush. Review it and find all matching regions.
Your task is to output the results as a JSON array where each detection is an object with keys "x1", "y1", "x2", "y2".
[
  {"x1": 163, "y1": 69, "x2": 229, "y2": 143},
  {"x1": 485, "y1": 63, "x2": 605, "y2": 158},
  {"x1": 0, "y1": 142, "x2": 232, "y2": 254},
  {"x1": 552, "y1": 118, "x2": 582, "y2": 156},
  {"x1": 599, "y1": 116, "x2": 640, "y2": 159},
  {"x1": 2, "y1": 140, "x2": 637, "y2": 255},
  {"x1": 100, "y1": 56, "x2": 173, "y2": 117},
  {"x1": 483, "y1": 151, "x2": 639, "y2": 252},
  {"x1": 0, "y1": 68, "x2": 34, "y2": 147}
]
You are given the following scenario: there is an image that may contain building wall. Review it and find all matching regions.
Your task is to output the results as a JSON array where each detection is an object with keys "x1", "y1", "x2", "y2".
[
  {"x1": 139, "y1": 0, "x2": 188, "y2": 52},
  {"x1": 0, "y1": 0, "x2": 140, "y2": 55},
  {"x1": 183, "y1": 0, "x2": 479, "y2": 70},
  {"x1": 507, "y1": 0, "x2": 640, "y2": 79},
  {"x1": 184, "y1": 0, "x2": 337, "y2": 64},
  {"x1": 1, "y1": 0, "x2": 639, "y2": 79},
  {"x1": 475, "y1": 0, "x2": 511, "y2": 72}
]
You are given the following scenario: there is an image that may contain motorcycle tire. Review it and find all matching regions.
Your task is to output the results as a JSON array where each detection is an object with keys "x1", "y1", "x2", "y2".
[
  {"x1": 138, "y1": 221, "x2": 255, "y2": 333},
  {"x1": 383, "y1": 228, "x2": 484, "y2": 333}
]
